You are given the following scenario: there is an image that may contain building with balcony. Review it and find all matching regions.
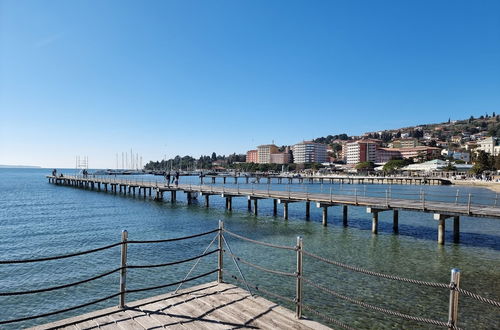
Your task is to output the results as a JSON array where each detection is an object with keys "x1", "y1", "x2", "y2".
[
  {"x1": 345, "y1": 140, "x2": 379, "y2": 164},
  {"x1": 477, "y1": 137, "x2": 500, "y2": 156},
  {"x1": 292, "y1": 141, "x2": 327, "y2": 164}
]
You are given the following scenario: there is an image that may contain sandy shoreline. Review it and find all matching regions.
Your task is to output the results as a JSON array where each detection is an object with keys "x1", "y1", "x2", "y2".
[{"x1": 451, "y1": 180, "x2": 500, "y2": 193}]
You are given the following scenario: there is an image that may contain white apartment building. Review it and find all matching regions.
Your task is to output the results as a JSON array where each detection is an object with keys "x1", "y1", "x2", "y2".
[
  {"x1": 345, "y1": 140, "x2": 378, "y2": 164},
  {"x1": 292, "y1": 141, "x2": 327, "y2": 163},
  {"x1": 477, "y1": 137, "x2": 500, "y2": 156}
]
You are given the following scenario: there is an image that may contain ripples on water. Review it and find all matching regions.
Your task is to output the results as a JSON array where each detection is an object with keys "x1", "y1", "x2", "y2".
[{"x1": 0, "y1": 169, "x2": 499, "y2": 329}]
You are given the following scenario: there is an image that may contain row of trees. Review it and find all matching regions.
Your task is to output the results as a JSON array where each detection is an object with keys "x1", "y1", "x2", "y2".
[{"x1": 144, "y1": 153, "x2": 246, "y2": 171}]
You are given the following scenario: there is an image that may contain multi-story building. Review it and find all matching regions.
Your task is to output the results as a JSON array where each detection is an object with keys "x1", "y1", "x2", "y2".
[
  {"x1": 376, "y1": 146, "x2": 441, "y2": 163},
  {"x1": 292, "y1": 141, "x2": 327, "y2": 164},
  {"x1": 477, "y1": 137, "x2": 500, "y2": 156},
  {"x1": 246, "y1": 150, "x2": 258, "y2": 163},
  {"x1": 345, "y1": 140, "x2": 379, "y2": 164},
  {"x1": 257, "y1": 144, "x2": 279, "y2": 164},
  {"x1": 376, "y1": 148, "x2": 402, "y2": 163}
]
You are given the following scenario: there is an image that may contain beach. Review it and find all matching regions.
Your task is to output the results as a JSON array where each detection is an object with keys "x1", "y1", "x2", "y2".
[{"x1": 452, "y1": 180, "x2": 500, "y2": 193}]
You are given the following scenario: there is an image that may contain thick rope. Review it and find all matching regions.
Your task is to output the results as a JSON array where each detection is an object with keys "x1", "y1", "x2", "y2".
[
  {"x1": 127, "y1": 228, "x2": 219, "y2": 244},
  {"x1": 0, "y1": 292, "x2": 121, "y2": 325},
  {"x1": 223, "y1": 249, "x2": 296, "y2": 277},
  {"x1": 127, "y1": 249, "x2": 218, "y2": 269},
  {"x1": 223, "y1": 229, "x2": 296, "y2": 251},
  {"x1": 0, "y1": 267, "x2": 121, "y2": 296},
  {"x1": 454, "y1": 287, "x2": 500, "y2": 308},
  {"x1": 0, "y1": 242, "x2": 122, "y2": 264},
  {"x1": 302, "y1": 277, "x2": 459, "y2": 329},
  {"x1": 302, "y1": 250, "x2": 449, "y2": 289}
]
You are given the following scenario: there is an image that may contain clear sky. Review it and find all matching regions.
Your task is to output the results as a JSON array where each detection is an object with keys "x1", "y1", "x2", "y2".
[{"x1": 1, "y1": 0, "x2": 499, "y2": 168}]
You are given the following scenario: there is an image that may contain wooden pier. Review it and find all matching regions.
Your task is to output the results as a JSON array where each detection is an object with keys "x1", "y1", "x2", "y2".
[
  {"x1": 29, "y1": 282, "x2": 328, "y2": 330},
  {"x1": 198, "y1": 174, "x2": 451, "y2": 186},
  {"x1": 47, "y1": 175, "x2": 500, "y2": 245}
]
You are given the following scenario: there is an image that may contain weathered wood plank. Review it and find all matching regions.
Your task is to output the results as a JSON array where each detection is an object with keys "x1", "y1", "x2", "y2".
[{"x1": 29, "y1": 282, "x2": 331, "y2": 330}]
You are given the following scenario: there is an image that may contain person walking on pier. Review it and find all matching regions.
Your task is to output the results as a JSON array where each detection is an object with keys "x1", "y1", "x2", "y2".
[
  {"x1": 165, "y1": 172, "x2": 171, "y2": 187},
  {"x1": 175, "y1": 171, "x2": 180, "y2": 186}
]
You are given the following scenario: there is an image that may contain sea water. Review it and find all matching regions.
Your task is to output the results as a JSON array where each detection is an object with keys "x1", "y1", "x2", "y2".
[{"x1": 0, "y1": 168, "x2": 499, "y2": 329}]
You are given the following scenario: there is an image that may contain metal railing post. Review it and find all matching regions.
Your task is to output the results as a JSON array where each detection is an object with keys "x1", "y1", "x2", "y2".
[
  {"x1": 422, "y1": 191, "x2": 426, "y2": 210},
  {"x1": 354, "y1": 188, "x2": 358, "y2": 205},
  {"x1": 119, "y1": 230, "x2": 128, "y2": 308},
  {"x1": 448, "y1": 268, "x2": 460, "y2": 329},
  {"x1": 295, "y1": 236, "x2": 303, "y2": 319},
  {"x1": 218, "y1": 220, "x2": 224, "y2": 283},
  {"x1": 455, "y1": 189, "x2": 459, "y2": 205}
]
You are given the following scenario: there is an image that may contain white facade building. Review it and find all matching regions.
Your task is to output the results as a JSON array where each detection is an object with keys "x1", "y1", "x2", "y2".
[
  {"x1": 477, "y1": 137, "x2": 500, "y2": 156},
  {"x1": 292, "y1": 141, "x2": 327, "y2": 164}
]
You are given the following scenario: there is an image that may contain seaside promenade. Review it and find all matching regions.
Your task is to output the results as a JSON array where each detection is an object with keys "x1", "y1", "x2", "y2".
[{"x1": 47, "y1": 175, "x2": 500, "y2": 245}]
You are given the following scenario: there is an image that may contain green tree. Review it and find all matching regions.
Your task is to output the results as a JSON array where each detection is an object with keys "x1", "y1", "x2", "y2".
[
  {"x1": 382, "y1": 159, "x2": 412, "y2": 173},
  {"x1": 471, "y1": 150, "x2": 493, "y2": 174},
  {"x1": 355, "y1": 162, "x2": 374, "y2": 172}
]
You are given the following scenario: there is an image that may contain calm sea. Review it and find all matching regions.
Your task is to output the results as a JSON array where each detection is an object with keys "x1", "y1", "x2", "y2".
[{"x1": 0, "y1": 168, "x2": 499, "y2": 329}]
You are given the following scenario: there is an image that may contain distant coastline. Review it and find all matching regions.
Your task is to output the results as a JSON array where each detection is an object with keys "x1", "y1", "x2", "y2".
[{"x1": 0, "y1": 165, "x2": 41, "y2": 168}]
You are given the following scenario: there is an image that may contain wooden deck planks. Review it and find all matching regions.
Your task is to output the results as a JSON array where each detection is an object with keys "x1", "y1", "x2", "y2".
[{"x1": 29, "y1": 282, "x2": 330, "y2": 330}]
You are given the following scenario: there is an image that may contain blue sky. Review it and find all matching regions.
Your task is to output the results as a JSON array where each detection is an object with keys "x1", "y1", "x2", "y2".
[{"x1": 1, "y1": 0, "x2": 499, "y2": 168}]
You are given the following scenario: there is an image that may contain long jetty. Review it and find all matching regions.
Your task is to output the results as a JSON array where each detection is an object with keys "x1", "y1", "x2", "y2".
[
  {"x1": 148, "y1": 171, "x2": 452, "y2": 186},
  {"x1": 47, "y1": 175, "x2": 500, "y2": 245},
  {"x1": 198, "y1": 174, "x2": 452, "y2": 186}
]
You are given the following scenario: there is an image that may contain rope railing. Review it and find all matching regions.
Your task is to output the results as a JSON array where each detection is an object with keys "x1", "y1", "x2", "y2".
[
  {"x1": 0, "y1": 267, "x2": 122, "y2": 296},
  {"x1": 223, "y1": 228, "x2": 296, "y2": 251},
  {"x1": 222, "y1": 228, "x2": 500, "y2": 330},
  {"x1": 222, "y1": 249, "x2": 296, "y2": 277},
  {"x1": 127, "y1": 249, "x2": 219, "y2": 269},
  {"x1": 0, "y1": 292, "x2": 122, "y2": 325},
  {"x1": 0, "y1": 228, "x2": 220, "y2": 327},
  {"x1": 302, "y1": 277, "x2": 459, "y2": 329},
  {"x1": 0, "y1": 242, "x2": 122, "y2": 264},
  {"x1": 127, "y1": 228, "x2": 219, "y2": 244},
  {"x1": 302, "y1": 250, "x2": 449, "y2": 289}
]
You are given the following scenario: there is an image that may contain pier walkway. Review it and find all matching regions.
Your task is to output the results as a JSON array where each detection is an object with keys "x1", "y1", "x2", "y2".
[
  {"x1": 47, "y1": 175, "x2": 500, "y2": 244},
  {"x1": 30, "y1": 281, "x2": 328, "y2": 330}
]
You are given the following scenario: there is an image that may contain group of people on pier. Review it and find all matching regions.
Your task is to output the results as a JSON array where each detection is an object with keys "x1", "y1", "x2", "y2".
[{"x1": 164, "y1": 171, "x2": 180, "y2": 187}]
